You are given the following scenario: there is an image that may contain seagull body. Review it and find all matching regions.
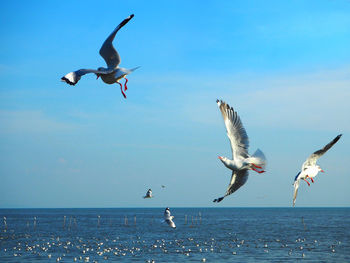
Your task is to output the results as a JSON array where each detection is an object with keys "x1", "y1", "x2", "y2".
[
  {"x1": 143, "y1": 189, "x2": 153, "y2": 199},
  {"x1": 61, "y1": 14, "x2": 139, "y2": 98},
  {"x1": 213, "y1": 100, "x2": 267, "y2": 203},
  {"x1": 293, "y1": 134, "x2": 342, "y2": 207},
  {"x1": 164, "y1": 208, "x2": 176, "y2": 228}
]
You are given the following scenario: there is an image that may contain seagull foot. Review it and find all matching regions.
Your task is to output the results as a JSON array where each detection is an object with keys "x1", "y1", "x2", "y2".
[
  {"x1": 251, "y1": 163, "x2": 262, "y2": 169},
  {"x1": 118, "y1": 82, "x2": 127, "y2": 99},
  {"x1": 304, "y1": 179, "x2": 310, "y2": 186},
  {"x1": 252, "y1": 168, "x2": 265, "y2": 174},
  {"x1": 124, "y1": 77, "x2": 128, "y2": 91}
]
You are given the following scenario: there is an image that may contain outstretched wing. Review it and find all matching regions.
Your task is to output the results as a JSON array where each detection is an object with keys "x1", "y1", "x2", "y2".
[
  {"x1": 165, "y1": 219, "x2": 176, "y2": 228},
  {"x1": 99, "y1": 14, "x2": 134, "y2": 69},
  {"x1": 213, "y1": 170, "x2": 249, "y2": 203},
  {"x1": 292, "y1": 179, "x2": 300, "y2": 207},
  {"x1": 217, "y1": 100, "x2": 249, "y2": 160},
  {"x1": 61, "y1": 68, "x2": 113, "y2": 86},
  {"x1": 302, "y1": 134, "x2": 342, "y2": 170}
]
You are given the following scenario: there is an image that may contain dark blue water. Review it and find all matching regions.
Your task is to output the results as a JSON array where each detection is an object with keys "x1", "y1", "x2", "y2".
[{"x1": 0, "y1": 208, "x2": 349, "y2": 262}]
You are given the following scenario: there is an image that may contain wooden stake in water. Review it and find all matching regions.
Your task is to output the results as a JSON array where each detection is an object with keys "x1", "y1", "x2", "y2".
[
  {"x1": 33, "y1": 217, "x2": 37, "y2": 230},
  {"x1": 301, "y1": 217, "x2": 307, "y2": 231},
  {"x1": 124, "y1": 215, "x2": 128, "y2": 226},
  {"x1": 184, "y1": 215, "x2": 187, "y2": 225},
  {"x1": 63, "y1": 216, "x2": 66, "y2": 229},
  {"x1": 134, "y1": 216, "x2": 137, "y2": 226},
  {"x1": 68, "y1": 216, "x2": 72, "y2": 230},
  {"x1": 199, "y1": 212, "x2": 202, "y2": 225},
  {"x1": 97, "y1": 215, "x2": 101, "y2": 227}
]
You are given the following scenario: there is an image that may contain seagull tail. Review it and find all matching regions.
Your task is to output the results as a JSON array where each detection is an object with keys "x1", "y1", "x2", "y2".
[
  {"x1": 129, "y1": 66, "x2": 141, "y2": 72},
  {"x1": 249, "y1": 149, "x2": 267, "y2": 169}
]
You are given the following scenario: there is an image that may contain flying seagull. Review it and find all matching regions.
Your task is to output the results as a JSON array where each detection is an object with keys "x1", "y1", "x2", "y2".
[
  {"x1": 293, "y1": 134, "x2": 342, "y2": 207},
  {"x1": 143, "y1": 189, "x2": 153, "y2": 199},
  {"x1": 213, "y1": 100, "x2": 267, "y2": 203},
  {"x1": 164, "y1": 207, "x2": 176, "y2": 228},
  {"x1": 61, "y1": 14, "x2": 139, "y2": 99}
]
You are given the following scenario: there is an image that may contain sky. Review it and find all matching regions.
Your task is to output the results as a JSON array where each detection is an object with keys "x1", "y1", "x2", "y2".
[{"x1": 0, "y1": 0, "x2": 350, "y2": 208}]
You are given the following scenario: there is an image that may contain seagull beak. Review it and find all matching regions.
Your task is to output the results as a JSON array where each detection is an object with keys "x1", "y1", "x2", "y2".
[
  {"x1": 321, "y1": 170, "x2": 324, "y2": 173},
  {"x1": 218, "y1": 156, "x2": 223, "y2": 160}
]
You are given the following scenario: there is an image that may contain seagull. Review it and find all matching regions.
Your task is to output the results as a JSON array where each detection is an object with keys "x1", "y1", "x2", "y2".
[
  {"x1": 143, "y1": 189, "x2": 153, "y2": 199},
  {"x1": 293, "y1": 134, "x2": 342, "y2": 207},
  {"x1": 164, "y1": 207, "x2": 176, "y2": 228},
  {"x1": 213, "y1": 100, "x2": 267, "y2": 203},
  {"x1": 61, "y1": 14, "x2": 139, "y2": 99}
]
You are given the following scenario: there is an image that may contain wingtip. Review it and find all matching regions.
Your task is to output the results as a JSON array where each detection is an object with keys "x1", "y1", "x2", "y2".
[
  {"x1": 129, "y1": 14, "x2": 134, "y2": 19},
  {"x1": 61, "y1": 76, "x2": 75, "y2": 86}
]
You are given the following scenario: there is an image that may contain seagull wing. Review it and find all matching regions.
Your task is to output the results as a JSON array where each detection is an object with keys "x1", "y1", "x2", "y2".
[
  {"x1": 293, "y1": 179, "x2": 300, "y2": 207},
  {"x1": 99, "y1": 14, "x2": 134, "y2": 69},
  {"x1": 61, "y1": 69, "x2": 113, "y2": 86},
  {"x1": 213, "y1": 170, "x2": 249, "y2": 203},
  {"x1": 302, "y1": 134, "x2": 342, "y2": 170},
  {"x1": 217, "y1": 100, "x2": 249, "y2": 160},
  {"x1": 165, "y1": 218, "x2": 176, "y2": 228}
]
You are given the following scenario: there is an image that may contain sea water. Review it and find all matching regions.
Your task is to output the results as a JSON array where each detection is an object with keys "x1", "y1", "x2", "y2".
[{"x1": 0, "y1": 208, "x2": 349, "y2": 262}]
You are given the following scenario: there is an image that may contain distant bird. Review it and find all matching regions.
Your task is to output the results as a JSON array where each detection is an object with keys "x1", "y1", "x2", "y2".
[
  {"x1": 143, "y1": 189, "x2": 153, "y2": 199},
  {"x1": 213, "y1": 100, "x2": 267, "y2": 203},
  {"x1": 293, "y1": 134, "x2": 342, "y2": 207},
  {"x1": 161, "y1": 185, "x2": 165, "y2": 188},
  {"x1": 164, "y1": 207, "x2": 176, "y2": 228},
  {"x1": 61, "y1": 14, "x2": 139, "y2": 99}
]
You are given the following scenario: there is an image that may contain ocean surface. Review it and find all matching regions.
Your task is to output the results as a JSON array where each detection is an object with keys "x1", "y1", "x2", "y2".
[{"x1": 0, "y1": 208, "x2": 349, "y2": 262}]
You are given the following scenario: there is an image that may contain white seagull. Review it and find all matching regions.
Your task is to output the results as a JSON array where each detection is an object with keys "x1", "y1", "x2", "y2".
[
  {"x1": 164, "y1": 207, "x2": 176, "y2": 228},
  {"x1": 143, "y1": 189, "x2": 153, "y2": 199},
  {"x1": 293, "y1": 134, "x2": 342, "y2": 207},
  {"x1": 213, "y1": 100, "x2": 267, "y2": 203},
  {"x1": 61, "y1": 14, "x2": 139, "y2": 99}
]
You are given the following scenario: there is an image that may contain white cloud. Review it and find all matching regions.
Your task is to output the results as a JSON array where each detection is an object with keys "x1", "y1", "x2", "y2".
[
  {"x1": 0, "y1": 110, "x2": 77, "y2": 134},
  {"x1": 180, "y1": 67, "x2": 350, "y2": 132}
]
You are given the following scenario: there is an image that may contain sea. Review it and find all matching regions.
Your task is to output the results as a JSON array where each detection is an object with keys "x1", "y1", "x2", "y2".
[{"x1": 0, "y1": 208, "x2": 349, "y2": 262}]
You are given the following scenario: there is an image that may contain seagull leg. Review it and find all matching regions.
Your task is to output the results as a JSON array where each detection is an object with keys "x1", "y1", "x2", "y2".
[
  {"x1": 251, "y1": 163, "x2": 262, "y2": 169},
  {"x1": 124, "y1": 77, "x2": 128, "y2": 91},
  {"x1": 303, "y1": 179, "x2": 310, "y2": 186},
  {"x1": 118, "y1": 82, "x2": 126, "y2": 99},
  {"x1": 309, "y1": 177, "x2": 314, "y2": 183}
]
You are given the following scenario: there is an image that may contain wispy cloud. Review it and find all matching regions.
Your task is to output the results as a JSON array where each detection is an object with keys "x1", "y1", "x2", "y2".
[
  {"x1": 178, "y1": 67, "x2": 350, "y2": 132},
  {"x1": 0, "y1": 110, "x2": 77, "y2": 134}
]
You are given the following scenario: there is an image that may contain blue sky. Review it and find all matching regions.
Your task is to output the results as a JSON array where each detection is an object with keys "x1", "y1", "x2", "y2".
[{"x1": 1, "y1": 0, "x2": 349, "y2": 208}]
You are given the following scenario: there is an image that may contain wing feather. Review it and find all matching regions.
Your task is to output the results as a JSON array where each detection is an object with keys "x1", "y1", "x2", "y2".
[
  {"x1": 217, "y1": 100, "x2": 249, "y2": 159},
  {"x1": 99, "y1": 14, "x2": 134, "y2": 69},
  {"x1": 292, "y1": 179, "x2": 300, "y2": 207},
  {"x1": 61, "y1": 69, "x2": 113, "y2": 85},
  {"x1": 225, "y1": 170, "x2": 249, "y2": 196},
  {"x1": 213, "y1": 170, "x2": 249, "y2": 203},
  {"x1": 302, "y1": 134, "x2": 342, "y2": 170}
]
